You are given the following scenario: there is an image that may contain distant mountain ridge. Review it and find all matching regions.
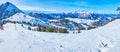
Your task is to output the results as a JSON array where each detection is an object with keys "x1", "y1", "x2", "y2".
[{"x1": 28, "y1": 11, "x2": 120, "y2": 26}]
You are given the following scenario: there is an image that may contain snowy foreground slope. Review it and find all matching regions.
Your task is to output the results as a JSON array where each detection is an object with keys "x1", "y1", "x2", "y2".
[{"x1": 0, "y1": 19, "x2": 120, "y2": 52}]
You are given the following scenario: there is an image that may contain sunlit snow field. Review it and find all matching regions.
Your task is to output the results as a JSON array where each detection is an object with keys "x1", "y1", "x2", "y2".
[{"x1": 0, "y1": 19, "x2": 120, "y2": 52}]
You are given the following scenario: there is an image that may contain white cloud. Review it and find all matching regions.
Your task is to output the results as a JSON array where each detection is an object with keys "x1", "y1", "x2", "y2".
[
  {"x1": 0, "y1": 0, "x2": 56, "y2": 12},
  {"x1": 18, "y1": 5, "x2": 56, "y2": 12}
]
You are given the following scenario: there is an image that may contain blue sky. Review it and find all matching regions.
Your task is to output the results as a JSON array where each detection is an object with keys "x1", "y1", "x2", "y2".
[{"x1": 0, "y1": 0, "x2": 120, "y2": 13}]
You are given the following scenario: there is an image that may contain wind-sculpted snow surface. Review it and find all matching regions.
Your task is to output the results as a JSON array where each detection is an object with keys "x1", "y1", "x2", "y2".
[{"x1": 0, "y1": 19, "x2": 120, "y2": 52}]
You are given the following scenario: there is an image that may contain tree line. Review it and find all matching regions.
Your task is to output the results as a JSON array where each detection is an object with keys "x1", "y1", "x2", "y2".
[{"x1": 2, "y1": 20, "x2": 70, "y2": 33}]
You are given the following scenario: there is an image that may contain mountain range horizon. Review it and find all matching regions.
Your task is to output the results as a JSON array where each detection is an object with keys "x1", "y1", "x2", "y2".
[
  {"x1": 0, "y1": 1, "x2": 120, "y2": 31},
  {"x1": 0, "y1": 2, "x2": 119, "y2": 14}
]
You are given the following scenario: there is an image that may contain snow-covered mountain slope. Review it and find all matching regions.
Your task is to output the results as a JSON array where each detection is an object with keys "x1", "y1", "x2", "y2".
[
  {"x1": 5, "y1": 13, "x2": 50, "y2": 27},
  {"x1": 28, "y1": 11, "x2": 120, "y2": 27},
  {"x1": 65, "y1": 18, "x2": 98, "y2": 25},
  {"x1": 48, "y1": 18, "x2": 99, "y2": 30},
  {"x1": 0, "y1": 19, "x2": 120, "y2": 52},
  {"x1": 49, "y1": 18, "x2": 87, "y2": 30},
  {"x1": 94, "y1": 19, "x2": 120, "y2": 40},
  {"x1": 82, "y1": 19, "x2": 120, "y2": 52},
  {"x1": 0, "y1": 2, "x2": 22, "y2": 20}
]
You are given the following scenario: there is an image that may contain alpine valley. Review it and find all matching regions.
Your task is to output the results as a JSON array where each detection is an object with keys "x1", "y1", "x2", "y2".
[{"x1": 0, "y1": 2, "x2": 120, "y2": 52}]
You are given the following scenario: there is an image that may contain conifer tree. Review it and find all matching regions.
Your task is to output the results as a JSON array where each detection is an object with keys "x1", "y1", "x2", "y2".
[
  {"x1": 28, "y1": 27, "x2": 31, "y2": 30},
  {"x1": 117, "y1": 7, "x2": 120, "y2": 13}
]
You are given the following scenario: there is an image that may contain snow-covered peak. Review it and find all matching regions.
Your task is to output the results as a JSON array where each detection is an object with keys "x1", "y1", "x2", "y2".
[
  {"x1": 0, "y1": 2, "x2": 22, "y2": 12},
  {"x1": 74, "y1": 10, "x2": 94, "y2": 14},
  {"x1": 5, "y1": 2, "x2": 20, "y2": 11},
  {"x1": 0, "y1": 2, "x2": 22, "y2": 19},
  {"x1": 5, "y1": 13, "x2": 51, "y2": 27},
  {"x1": 65, "y1": 18, "x2": 98, "y2": 25}
]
